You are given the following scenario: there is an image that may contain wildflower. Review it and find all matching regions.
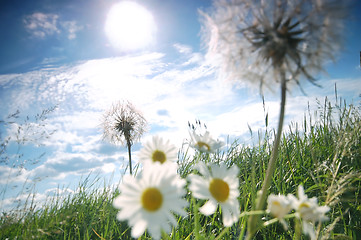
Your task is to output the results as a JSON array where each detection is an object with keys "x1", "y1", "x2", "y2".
[
  {"x1": 113, "y1": 162, "x2": 188, "y2": 240},
  {"x1": 201, "y1": 0, "x2": 347, "y2": 91},
  {"x1": 289, "y1": 185, "x2": 330, "y2": 240},
  {"x1": 188, "y1": 162, "x2": 240, "y2": 226},
  {"x1": 102, "y1": 100, "x2": 147, "y2": 175},
  {"x1": 267, "y1": 194, "x2": 293, "y2": 229},
  {"x1": 190, "y1": 130, "x2": 224, "y2": 153},
  {"x1": 138, "y1": 136, "x2": 178, "y2": 165}
]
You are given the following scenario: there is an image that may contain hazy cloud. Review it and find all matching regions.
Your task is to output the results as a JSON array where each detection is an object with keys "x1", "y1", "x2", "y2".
[
  {"x1": 61, "y1": 21, "x2": 84, "y2": 40},
  {"x1": 24, "y1": 12, "x2": 60, "y2": 38},
  {"x1": 23, "y1": 12, "x2": 83, "y2": 39}
]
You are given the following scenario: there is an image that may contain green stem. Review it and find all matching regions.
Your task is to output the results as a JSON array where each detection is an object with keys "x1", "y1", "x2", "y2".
[
  {"x1": 193, "y1": 198, "x2": 200, "y2": 240},
  {"x1": 127, "y1": 140, "x2": 132, "y2": 175},
  {"x1": 215, "y1": 227, "x2": 229, "y2": 240},
  {"x1": 239, "y1": 210, "x2": 266, "y2": 218},
  {"x1": 162, "y1": 230, "x2": 171, "y2": 240},
  {"x1": 246, "y1": 75, "x2": 287, "y2": 239},
  {"x1": 258, "y1": 77, "x2": 287, "y2": 209},
  {"x1": 263, "y1": 213, "x2": 296, "y2": 227},
  {"x1": 293, "y1": 218, "x2": 302, "y2": 240}
]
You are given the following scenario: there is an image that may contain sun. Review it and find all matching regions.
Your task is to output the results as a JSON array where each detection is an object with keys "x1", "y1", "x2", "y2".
[{"x1": 105, "y1": 1, "x2": 156, "y2": 51}]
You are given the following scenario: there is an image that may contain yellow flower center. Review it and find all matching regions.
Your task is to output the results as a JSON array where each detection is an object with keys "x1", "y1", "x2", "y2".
[
  {"x1": 152, "y1": 150, "x2": 166, "y2": 163},
  {"x1": 299, "y1": 202, "x2": 310, "y2": 210},
  {"x1": 298, "y1": 202, "x2": 314, "y2": 219},
  {"x1": 196, "y1": 141, "x2": 211, "y2": 151},
  {"x1": 141, "y1": 187, "x2": 163, "y2": 212},
  {"x1": 209, "y1": 178, "x2": 229, "y2": 202}
]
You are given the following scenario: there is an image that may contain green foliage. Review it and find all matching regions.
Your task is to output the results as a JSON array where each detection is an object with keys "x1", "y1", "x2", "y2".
[{"x1": 1, "y1": 98, "x2": 360, "y2": 239}]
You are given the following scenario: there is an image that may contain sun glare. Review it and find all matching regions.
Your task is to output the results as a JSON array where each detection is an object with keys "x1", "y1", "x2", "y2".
[{"x1": 105, "y1": 1, "x2": 156, "y2": 51}]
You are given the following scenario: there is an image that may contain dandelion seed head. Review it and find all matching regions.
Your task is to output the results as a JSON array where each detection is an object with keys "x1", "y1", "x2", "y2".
[
  {"x1": 201, "y1": 0, "x2": 349, "y2": 92},
  {"x1": 102, "y1": 100, "x2": 147, "y2": 146}
]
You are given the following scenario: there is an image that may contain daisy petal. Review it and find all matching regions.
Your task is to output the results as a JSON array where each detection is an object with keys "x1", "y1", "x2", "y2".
[
  {"x1": 200, "y1": 200, "x2": 217, "y2": 216},
  {"x1": 113, "y1": 162, "x2": 188, "y2": 239},
  {"x1": 131, "y1": 218, "x2": 147, "y2": 238}
]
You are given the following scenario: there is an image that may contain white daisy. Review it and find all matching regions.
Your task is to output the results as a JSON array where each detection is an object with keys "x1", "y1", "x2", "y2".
[
  {"x1": 289, "y1": 185, "x2": 330, "y2": 240},
  {"x1": 190, "y1": 130, "x2": 224, "y2": 153},
  {"x1": 138, "y1": 136, "x2": 178, "y2": 165},
  {"x1": 188, "y1": 162, "x2": 240, "y2": 227},
  {"x1": 113, "y1": 162, "x2": 188, "y2": 240},
  {"x1": 267, "y1": 194, "x2": 293, "y2": 230}
]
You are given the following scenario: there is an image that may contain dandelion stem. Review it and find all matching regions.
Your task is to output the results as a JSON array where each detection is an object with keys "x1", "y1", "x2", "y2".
[
  {"x1": 246, "y1": 73, "x2": 287, "y2": 239},
  {"x1": 127, "y1": 139, "x2": 132, "y2": 175}
]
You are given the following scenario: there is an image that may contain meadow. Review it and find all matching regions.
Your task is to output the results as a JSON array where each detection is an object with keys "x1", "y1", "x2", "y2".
[{"x1": 1, "y1": 95, "x2": 360, "y2": 240}]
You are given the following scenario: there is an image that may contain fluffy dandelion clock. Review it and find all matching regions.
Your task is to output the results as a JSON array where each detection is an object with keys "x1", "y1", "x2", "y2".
[
  {"x1": 267, "y1": 194, "x2": 293, "y2": 229},
  {"x1": 102, "y1": 100, "x2": 147, "y2": 175},
  {"x1": 188, "y1": 162, "x2": 240, "y2": 227},
  {"x1": 190, "y1": 130, "x2": 224, "y2": 153},
  {"x1": 201, "y1": 0, "x2": 348, "y2": 91},
  {"x1": 113, "y1": 162, "x2": 188, "y2": 240},
  {"x1": 138, "y1": 136, "x2": 178, "y2": 165},
  {"x1": 289, "y1": 185, "x2": 330, "y2": 240}
]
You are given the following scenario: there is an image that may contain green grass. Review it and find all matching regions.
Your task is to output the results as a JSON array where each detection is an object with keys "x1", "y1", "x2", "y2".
[{"x1": 1, "y1": 97, "x2": 361, "y2": 239}]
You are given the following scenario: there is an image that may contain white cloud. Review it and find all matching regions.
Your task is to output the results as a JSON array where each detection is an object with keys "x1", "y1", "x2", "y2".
[
  {"x1": 24, "y1": 12, "x2": 60, "y2": 38},
  {"x1": 173, "y1": 43, "x2": 204, "y2": 66},
  {"x1": 61, "y1": 21, "x2": 83, "y2": 40},
  {"x1": 0, "y1": 165, "x2": 30, "y2": 184},
  {"x1": 23, "y1": 12, "x2": 83, "y2": 39},
  {"x1": 173, "y1": 43, "x2": 192, "y2": 54}
]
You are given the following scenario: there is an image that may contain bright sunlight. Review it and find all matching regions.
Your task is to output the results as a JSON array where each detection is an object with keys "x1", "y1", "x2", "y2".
[{"x1": 105, "y1": 1, "x2": 156, "y2": 51}]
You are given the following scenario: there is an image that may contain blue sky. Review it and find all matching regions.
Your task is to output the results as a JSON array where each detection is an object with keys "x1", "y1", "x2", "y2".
[{"x1": 0, "y1": 0, "x2": 360, "y2": 212}]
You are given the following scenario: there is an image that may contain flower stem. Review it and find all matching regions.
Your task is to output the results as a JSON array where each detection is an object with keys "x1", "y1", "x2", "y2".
[
  {"x1": 293, "y1": 218, "x2": 302, "y2": 240},
  {"x1": 246, "y1": 75, "x2": 287, "y2": 239},
  {"x1": 162, "y1": 230, "x2": 171, "y2": 240},
  {"x1": 127, "y1": 139, "x2": 132, "y2": 175},
  {"x1": 193, "y1": 198, "x2": 201, "y2": 240}
]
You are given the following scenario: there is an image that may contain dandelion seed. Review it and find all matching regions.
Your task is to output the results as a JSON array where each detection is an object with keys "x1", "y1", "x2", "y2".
[
  {"x1": 289, "y1": 185, "x2": 330, "y2": 240},
  {"x1": 138, "y1": 136, "x2": 178, "y2": 165},
  {"x1": 188, "y1": 162, "x2": 240, "y2": 227},
  {"x1": 113, "y1": 162, "x2": 188, "y2": 240}
]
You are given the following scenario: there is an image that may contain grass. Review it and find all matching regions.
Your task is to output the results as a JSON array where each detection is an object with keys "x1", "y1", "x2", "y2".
[{"x1": 1, "y1": 96, "x2": 361, "y2": 239}]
